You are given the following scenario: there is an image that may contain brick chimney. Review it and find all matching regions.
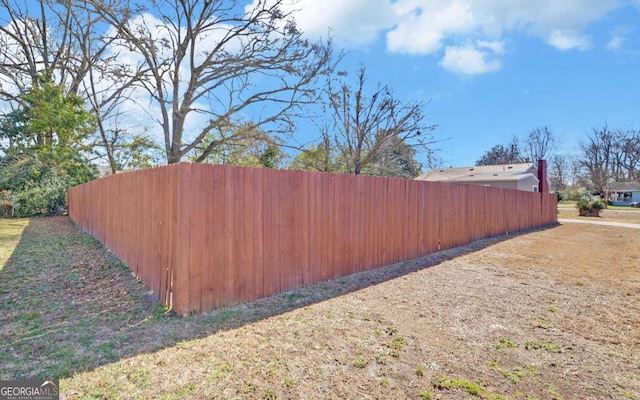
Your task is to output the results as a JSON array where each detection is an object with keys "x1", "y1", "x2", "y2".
[{"x1": 537, "y1": 159, "x2": 549, "y2": 193}]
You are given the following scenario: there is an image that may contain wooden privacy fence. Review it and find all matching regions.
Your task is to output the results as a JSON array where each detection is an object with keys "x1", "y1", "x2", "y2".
[{"x1": 68, "y1": 163, "x2": 557, "y2": 316}]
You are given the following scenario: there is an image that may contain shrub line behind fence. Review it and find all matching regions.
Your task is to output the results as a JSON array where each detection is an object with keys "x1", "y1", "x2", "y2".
[{"x1": 68, "y1": 163, "x2": 557, "y2": 316}]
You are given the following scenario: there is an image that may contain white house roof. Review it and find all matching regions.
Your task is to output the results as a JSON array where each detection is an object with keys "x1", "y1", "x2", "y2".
[
  {"x1": 613, "y1": 181, "x2": 640, "y2": 192},
  {"x1": 416, "y1": 163, "x2": 538, "y2": 183}
]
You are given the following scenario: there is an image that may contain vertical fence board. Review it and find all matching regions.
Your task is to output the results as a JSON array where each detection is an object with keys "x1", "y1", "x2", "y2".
[
  {"x1": 281, "y1": 171, "x2": 298, "y2": 291},
  {"x1": 139, "y1": 170, "x2": 150, "y2": 287},
  {"x1": 263, "y1": 168, "x2": 279, "y2": 297},
  {"x1": 130, "y1": 173, "x2": 140, "y2": 276},
  {"x1": 308, "y1": 172, "x2": 322, "y2": 284},
  {"x1": 252, "y1": 168, "x2": 265, "y2": 300},
  {"x1": 342, "y1": 174, "x2": 353, "y2": 275},
  {"x1": 379, "y1": 178, "x2": 389, "y2": 265},
  {"x1": 223, "y1": 166, "x2": 237, "y2": 304},
  {"x1": 410, "y1": 180, "x2": 423, "y2": 259},
  {"x1": 189, "y1": 165, "x2": 205, "y2": 313},
  {"x1": 243, "y1": 167, "x2": 257, "y2": 302},
  {"x1": 327, "y1": 174, "x2": 337, "y2": 279},
  {"x1": 210, "y1": 165, "x2": 226, "y2": 308},
  {"x1": 294, "y1": 170, "x2": 311, "y2": 286},
  {"x1": 370, "y1": 177, "x2": 380, "y2": 268},
  {"x1": 150, "y1": 170, "x2": 160, "y2": 298},
  {"x1": 164, "y1": 166, "x2": 177, "y2": 306},
  {"x1": 199, "y1": 165, "x2": 214, "y2": 311},
  {"x1": 332, "y1": 174, "x2": 343, "y2": 277},
  {"x1": 174, "y1": 164, "x2": 193, "y2": 315},
  {"x1": 356, "y1": 175, "x2": 367, "y2": 271},
  {"x1": 233, "y1": 167, "x2": 248, "y2": 302},
  {"x1": 318, "y1": 173, "x2": 329, "y2": 282}
]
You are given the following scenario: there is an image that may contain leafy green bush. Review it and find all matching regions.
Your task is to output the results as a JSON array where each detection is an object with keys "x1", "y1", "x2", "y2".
[
  {"x1": 0, "y1": 74, "x2": 98, "y2": 217},
  {"x1": 0, "y1": 155, "x2": 96, "y2": 217},
  {"x1": 576, "y1": 198, "x2": 605, "y2": 217}
]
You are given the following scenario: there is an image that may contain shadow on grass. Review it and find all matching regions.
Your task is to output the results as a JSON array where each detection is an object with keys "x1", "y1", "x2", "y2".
[{"x1": 0, "y1": 216, "x2": 559, "y2": 380}]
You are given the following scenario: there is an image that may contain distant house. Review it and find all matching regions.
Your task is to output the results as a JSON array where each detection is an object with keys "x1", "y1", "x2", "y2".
[
  {"x1": 416, "y1": 161, "x2": 549, "y2": 193},
  {"x1": 609, "y1": 181, "x2": 640, "y2": 205}
]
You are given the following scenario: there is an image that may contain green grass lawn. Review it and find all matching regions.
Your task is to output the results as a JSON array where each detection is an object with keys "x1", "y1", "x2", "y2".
[
  {"x1": 607, "y1": 204, "x2": 640, "y2": 211},
  {"x1": 558, "y1": 201, "x2": 640, "y2": 212},
  {"x1": 0, "y1": 216, "x2": 165, "y2": 380}
]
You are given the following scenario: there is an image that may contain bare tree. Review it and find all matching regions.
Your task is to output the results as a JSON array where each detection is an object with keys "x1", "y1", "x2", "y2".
[
  {"x1": 523, "y1": 126, "x2": 556, "y2": 162},
  {"x1": 619, "y1": 129, "x2": 640, "y2": 180},
  {"x1": 74, "y1": 2, "x2": 153, "y2": 173},
  {"x1": 580, "y1": 126, "x2": 614, "y2": 194},
  {"x1": 85, "y1": 0, "x2": 334, "y2": 164},
  {"x1": 323, "y1": 67, "x2": 435, "y2": 175},
  {"x1": 0, "y1": 1, "x2": 63, "y2": 101},
  {"x1": 549, "y1": 154, "x2": 569, "y2": 191},
  {"x1": 578, "y1": 125, "x2": 640, "y2": 194},
  {"x1": 0, "y1": 0, "x2": 100, "y2": 101}
]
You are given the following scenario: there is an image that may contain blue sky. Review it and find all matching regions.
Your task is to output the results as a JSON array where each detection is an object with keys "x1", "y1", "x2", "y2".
[{"x1": 279, "y1": 0, "x2": 640, "y2": 167}]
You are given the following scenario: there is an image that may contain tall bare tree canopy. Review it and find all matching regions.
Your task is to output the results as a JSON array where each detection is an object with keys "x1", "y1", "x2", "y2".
[
  {"x1": 549, "y1": 154, "x2": 570, "y2": 191},
  {"x1": 84, "y1": 0, "x2": 334, "y2": 163},
  {"x1": 523, "y1": 126, "x2": 556, "y2": 162},
  {"x1": 313, "y1": 67, "x2": 436, "y2": 175},
  {"x1": 0, "y1": 0, "x2": 87, "y2": 100},
  {"x1": 579, "y1": 125, "x2": 640, "y2": 194}
]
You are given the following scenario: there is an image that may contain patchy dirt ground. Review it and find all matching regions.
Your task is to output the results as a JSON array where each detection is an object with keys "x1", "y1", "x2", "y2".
[{"x1": 2, "y1": 214, "x2": 639, "y2": 399}]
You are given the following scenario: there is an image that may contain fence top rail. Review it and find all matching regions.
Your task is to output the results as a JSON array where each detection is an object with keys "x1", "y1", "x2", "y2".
[{"x1": 70, "y1": 163, "x2": 558, "y2": 201}]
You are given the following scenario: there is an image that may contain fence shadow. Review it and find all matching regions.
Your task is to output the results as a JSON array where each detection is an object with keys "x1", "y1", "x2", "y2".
[{"x1": 0, "y1": 216, "x2": 559, "y2": 380}]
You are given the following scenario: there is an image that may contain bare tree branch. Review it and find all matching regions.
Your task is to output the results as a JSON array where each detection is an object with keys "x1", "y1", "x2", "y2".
[
  {"x1": 85, "y1": 0, "x2": 335, "y2": 163},
  {"x1": 321, "y1": 66, "x2": 437, "y2": 175}
]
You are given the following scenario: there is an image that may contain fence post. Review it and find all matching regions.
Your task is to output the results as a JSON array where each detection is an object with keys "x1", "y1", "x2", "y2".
[{"x1": 173, "y1": 163, "x2": 193, "y2": 316}]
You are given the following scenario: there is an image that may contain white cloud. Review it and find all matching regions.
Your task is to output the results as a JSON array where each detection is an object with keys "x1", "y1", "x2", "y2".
[
  {"x1": 468, "y1": 0, "x2": 620, "y2": 36},
  {"x1": 606, "y1": 35, "x2": 624, "y2": 50},
  {"x1": 282, "y1": 0, "x2": 620, "y2": 50},
  {"x1": 268, "y1": 0, "x2": 395, "y2": 47},
  {"x1": 440, "y1": 42, "x2": 503, "y2": 75},
  {"x1": 548, "y1": 30, "x2": 591, "y2": 50},
  {"x1": 387, "y1": 1, "x2": 475, "y2": 54},
  {"x1": 477, "y1": 40, "x2": 505, "y2": 54},
  {"x1": 278, "y1": 0, "x2": 626, "y2": 74},
  {"x1": 605, "y1": 26, "x2": 632, "y2": 51}
]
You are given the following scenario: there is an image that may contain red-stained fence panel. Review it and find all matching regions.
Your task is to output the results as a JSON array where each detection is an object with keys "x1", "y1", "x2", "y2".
[{"x1": 68, "y1": 163, "x2": 557, "y2": 315}]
